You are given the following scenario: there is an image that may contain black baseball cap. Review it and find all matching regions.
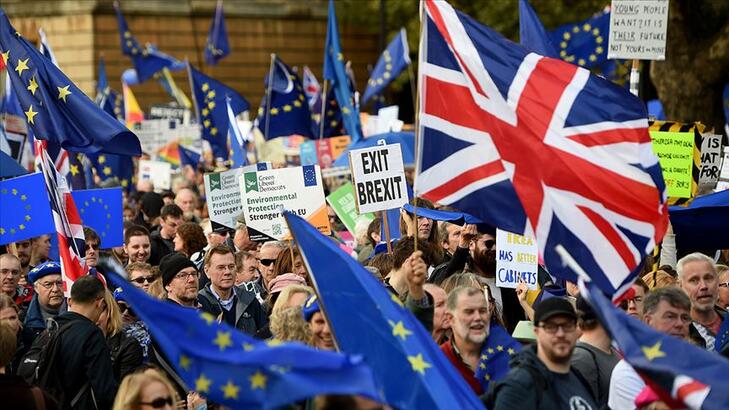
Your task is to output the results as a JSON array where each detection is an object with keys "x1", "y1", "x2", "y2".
[{"x1": 533, "y1": 297, "x2": 577, "y2": 325}]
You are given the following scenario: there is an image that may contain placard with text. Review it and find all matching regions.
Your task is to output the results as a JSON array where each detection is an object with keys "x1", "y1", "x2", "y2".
[{"x1": 349, "y1": 144, "x2": 408, "y2": 214}]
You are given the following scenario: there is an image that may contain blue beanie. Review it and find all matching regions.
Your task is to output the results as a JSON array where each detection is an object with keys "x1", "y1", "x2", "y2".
[
  {"x1": 28, "y1": 261, "x2": 62, "y2": 283},
  {"x1": 302, "y1": 294, "x2": 320, "y2": 322}
]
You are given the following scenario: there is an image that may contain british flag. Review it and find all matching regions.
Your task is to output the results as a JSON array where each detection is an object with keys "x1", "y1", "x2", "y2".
[
  {"x1": 416, "y1": 0, "x2": 668, "y2": 296},
  {"x1": 35, "y1": 140, "x2": 87, "y2": 295}
]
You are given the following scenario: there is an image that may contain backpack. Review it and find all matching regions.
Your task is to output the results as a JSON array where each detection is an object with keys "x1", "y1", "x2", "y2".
[{"x1": 17, "y1": 319, "x2": 91, "y2": 408}]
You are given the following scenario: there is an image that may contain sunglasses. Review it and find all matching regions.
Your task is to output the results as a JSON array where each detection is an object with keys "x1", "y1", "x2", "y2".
[
  {"x1": 484, "y1": 239, "x2": 495, "y2": 249},
  {"x1": 259, "y1": 258, "x2": 276, "y2": 267},
  {"x1": 118, "y1": 303, "x2": 134, "y2": 316},
  {"x1": 139, "y1": 396, "x2": 173, "y2": 408},
  {"x1": 131, "y1": 275, "x2": 159, "y2": 284}
]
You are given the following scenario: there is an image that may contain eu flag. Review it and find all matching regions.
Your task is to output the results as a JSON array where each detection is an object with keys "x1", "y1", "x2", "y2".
[
  {"x1": 361, "y1": 28, "x2": 411, "y2": 105},
  {"x1": 475, "y1": 324, "x2": 521, "y2": 392},
  {"x1": 518, "y1": 0, "x2": 558, "y2": 58},
  {"x1": 0, "y1": 172, "x2": 55, "y2": 245},
  {"x1": 716, "y1": 315, "x2": 729, "y2": 356},
  {"x1": 188, "y1": 64, "x2": 249, "y2": 161},
  {"x1": 285, "y1": 211, "x2": 484, "y2": 409},
  {"x1": 87, "y1": 153, "x2": 134, "y2": 192},
  {"x1": 102, "y1": 259, "x2": 381, "y2": 409},
  {"x1": 548, "y1": 8, "x2": 609, "y2": 69},
  {"x1": 256, "y1": 55, "x2": 313, "y2": 140},
  {"x1": 581, "y1": 279, "x2": 729, "y2": 409},
  {"x1": 113, "y1": 2, "x2": 184, "y2": 83},
  {"x1": 0, "y1": 149, "x2": 27, "y2": 178},
  {"x1": 226, "y1": 96, "x2": 248, "y2": 168},
  {"x1": 178, "y1": 144, "x2": 201, "y2": 169},
  {"x1": 323, "y1": 0, "x2": 364, "y2": 143},
  {"x1": 95, "y1": 57, "x2": 125, "y2": 122},
  {"x1": 311, "y1": 86, "x2": 345, "y2": 138},
  {"x1": 204, "y1": 0, "x2": 230, "y2": 65},
  {"x1": 72, "y1": 188, "x2": 123, "y2": 248},
  {"x1": 0, "y1": 11, "x2": 141, "y2": 157}
]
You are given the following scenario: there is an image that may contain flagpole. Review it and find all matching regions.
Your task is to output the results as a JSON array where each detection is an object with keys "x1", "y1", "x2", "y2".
[
  {"x1": 629, "y1": 59, "x2": 640, "y2": 97},
  {"x1": 412, "y1": 1, "x2": 426, "y2": 254},
  {"x1": 264, "y1": 53, "x2": 276, "y2": 141},
  {"x1": 187, "y1": 0, "x2": 204, "y2": 70},
  {"x1": 318, "y1": 80, "x2": 329, "y2": 139},
  {"x1": 185, "y1": 59, "x2": 204, "y2": 156},
  {"x1": 382, "y1": 212, "x2": 393, "y2": 254}
]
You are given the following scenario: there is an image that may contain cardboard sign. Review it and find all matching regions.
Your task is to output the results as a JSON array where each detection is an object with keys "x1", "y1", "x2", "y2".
[
  {"x1": 350, "y1": 144, "x2": 408, "y2": 214},
  {"x1": 138, "y1": 160, "x2": 172, "y2": 191},
  {"x1": 495, "y1": 229, "x2": 538, "y2": 290},
  {"x1": 326, "y1": 182, "x2": 375, "y2": 236},
  {"x1": 608, "y1": 0, "x2": 669, "y2": 60},
  {"x1": 298, "y1": 136, "x2": 352, "y2": 169},
  {"x1": 717, "y1": 152, "x2": 729, "y2": 192},
  {"x1": 649, "y1": 131, "x2": 694, "y2": 198},
  {"x1": 204, "y1": 167, "x2": 245, "y2": 233},
  {"x1": 240, "y1": 165, "x2": 330, "y2": 241},
  {"x1": 699, "y1": 133, "x2": 722, "y2": 191}
]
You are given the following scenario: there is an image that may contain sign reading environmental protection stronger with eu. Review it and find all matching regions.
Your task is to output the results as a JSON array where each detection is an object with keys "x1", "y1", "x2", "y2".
[
  {"x1": 239, "y1": 165, "x2": 330, "y2": 242},
  {"x1": 350, "y1": 144, "x2": 408, "y2": 214}
]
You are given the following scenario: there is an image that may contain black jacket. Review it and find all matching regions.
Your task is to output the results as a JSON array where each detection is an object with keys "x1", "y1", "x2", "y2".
[
  {"x1": 53, "y1": 312, "x2": 118, "y2": 410},
  {"x1": 149, "y1": 227, "x2": 175, "y2": 266},
  {"x1": 107, "y1": 330, "x2": 144, "y2": 380},
  {"x1": 198, "y1": 284, "x2": 268, "y2": 337}
]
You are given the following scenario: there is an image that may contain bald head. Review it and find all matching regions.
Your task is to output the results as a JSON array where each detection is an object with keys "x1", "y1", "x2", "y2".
[{"x1": 175, "y1": 188, "x2": 197, "y2": 214}]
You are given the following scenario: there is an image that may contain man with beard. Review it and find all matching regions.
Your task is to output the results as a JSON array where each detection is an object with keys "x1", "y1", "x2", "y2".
[
  {"x1": 13, "y1": 240, "x2": 33, "y2": 279},
  {"x1": 493, "y1": 297, "x2": 596, "y2": 410},
  {"x1": 677, "y1": 252, "x2": 726, "y2": 350},
  {"x1": 161, "y1": 253, "x2": 200, "y2": 308}
]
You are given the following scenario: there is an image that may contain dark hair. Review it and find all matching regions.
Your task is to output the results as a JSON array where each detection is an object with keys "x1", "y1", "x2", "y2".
[
  {"x1": 643, "y1": 287, "x2": 690, "y2": 316},
  {"x1": 176, "y1": 222, "x2": 206, "y2": 257},
  {"x1": 160, "y1": 204, "x2": 183, "y2": 220},
  {"x1": 367, "y1": 253, "x2": 394, "y2": 277},
  {"x1": 70, "y1": 275, "x2": 105, "y2": 304},
  {"x1": 633, "y1": 277, "x2": 649, "y2": 294},
  {"x1": 83, "y1": 226, "x2": 100, "y2": 244},
  {"x1": 235, "y1": 250, "x2": 255, "y2": 271},
  {"x1": 0, "y1": 323, "x2": 16, "y2": 368},
  {"x1": 203, "y1": 244, "x2": 234, "y2": 267},
  {"x1": 391, "y1": 236, "x2": 437, "y2": 270},
  {"x1": 366, "y1": 218, "x2": 382, "y2": 247},
  {"x1": 124, "y1": 224, "x2": 150, "y2": 245},
  {"x1": 272, "y1": 246, "x2": 300, "y2": 277},
  {"x1": 398, "y1": 197, "x2": 442, "y2": 262}
]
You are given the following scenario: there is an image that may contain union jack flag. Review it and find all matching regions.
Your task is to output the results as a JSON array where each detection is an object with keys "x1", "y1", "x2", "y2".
[
  {"x1": 35, "y1": 140, "x2": 87, "y2": 295},
  {"x1": 416, "y1": 0, "x2": 668, "y2": 297}
]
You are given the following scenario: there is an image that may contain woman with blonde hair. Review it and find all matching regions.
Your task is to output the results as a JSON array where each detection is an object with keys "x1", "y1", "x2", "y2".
[
  {"x1": 97, "y1": 290, "x2": 143, "y2": 380},
  {"x1": 269, "y1": 306, "x2": 312, "y2": 344},
  {"x1": 271, "y1": 284, "x2": 313, "y2": 315},
  {"x1": 112, "y1": 368, "x2": 178, "y2": 410},
  {"x1": 642, "y1": 269, "x2": 677, "y2": 289}
]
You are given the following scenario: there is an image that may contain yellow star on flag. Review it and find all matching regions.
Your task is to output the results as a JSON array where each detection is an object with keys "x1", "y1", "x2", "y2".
[
  {"x1": 202, "y1": 108, "x2": 209, "y2": 116},
  {"x1": 27, "y1": 77, "x2": 39, "y2": 95},
  {"x1": 202, "y1": 83, "x2": 210, "y2": 92},
  {"x1": 207, "y1": 101, "x2": 215, "y2": 110},
  {"x1": 249, "y1": 371, "x2": 267, "y2": 390},
  {"x1": 207, "y1": 90, "x2": 216, "y2": 99},
  {"x1": 507, "y1": 348, "x2": 516, "y2": 355},
  {"x1": 270, "y1": 107, "x2": 279, "y2": 115},
  {"x1": 0, "y1": 228, "x2": 5, "y2": 235},
  {"x1": 479, "y1": 363, "x2": 486, "y2": 369},
  {"x1": 266, "y1": 339, "x2": 282, "y2": 347},
  {"x1": 390, "y1": 293, "x2": 404, "y2": 308},
  {"x1": 11, "y1": 189, "x2": 17, "y2": 195},
  {"x1": 293, "y1": 100, "x2": 302, "y2": 107},
  {"x1": 103, "y1": 166, "x2": 112, "y2": 176},
  {"x1": 98, "y1": 155, "x2": 106, "y2": 164},
  {"x1": 25, "y1": 105, "x2": 38, "y2": 124},
  {"x1": 70, "y1": 164, "x2": 79, "y2": 176},
  {"x1": 18, "y1": 224, "x2": 25, "y2": 230},
  {"x1": 57, "y1": 85, "x2": 72, "y2": 102},
  {"x1": 407, "y1": 353, "x2": 432, "y2": 375},
  {"x1": 496, "y1": 345, "x2": 504, "y2": 352},
  {"x1": 388, "y1": 320, "x2": 413, "y2": 341},
  {"x1": 24, "y1": 215, "x2": 31, "y2": 221},
  {"x1": 195, "y1": 373, "x2": 212, "y2": 393},
  {"x1": 15, "y1": 58, "x2": 29, "y2": 76},
  {"x1": 642, "y1": 341, "x2": 665, "y2": 361},
  {"x1": 481, "y1": 354, "x2": 488, "y2": 360},
  {"x1": 213, "y1": 331, "x2": 233, "y2": 351},
  {"x1": 282, "y1": 104, "x2": 292, "y2": 112},
  {"x1": 242, "y1": 343, "x2": 255, "y2": 352},
  {"x1": 341, "y1": 106, "x2": 350, "y2": 114},
  {"x1": 210, "y1": 127, "x2": 218, "y2": 136},
  {"x1": 221, "y1": 380, "x2": 240, "y2": 399},
  {"x1": 1, "y1": 50, "x2": 8, "y2": 64},
  {"x1": 203, "y1": 119, "x2": 211, "y2": 128},
  {"x1": 179, "y1": 355, "x2": 192, "y2": 371},
  {"x1": 200, "y1": 312, "x2": 216, "y2": 325}
]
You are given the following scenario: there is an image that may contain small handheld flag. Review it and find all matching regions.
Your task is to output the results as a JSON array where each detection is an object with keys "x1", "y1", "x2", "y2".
[
  {"x1": 72, "y1": 188, "x2": 123, "y2": 248},
  {"x1": 204, "y1": 0, "x2": 230, "y2": 65},
  {"x1": 0, "y1": 172, "x2": 55, "y2": 245}
]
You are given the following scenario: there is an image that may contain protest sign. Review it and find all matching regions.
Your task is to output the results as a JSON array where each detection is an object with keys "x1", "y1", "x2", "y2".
[
  {"x1": 350, "y1": 144, "x2": 408, "y2": 214},
  {"x1": 717, "y1": 152, "x2": 729, "y2": 191},
  {"x1": 138, "y1": 160, "x2": 172, "y2": 191},
  {"x1": 300, "y1": 141, "x2": 317, "y2": 166},
  {"x1": 608, "y1": 0, "x2": 669, "y2": 60},
  {"x1": 298, "y1": 136, "x2": 351, "y2": 169},
  {"x1": 495, "y1": 229, "x2": 538, "y2": 290},
  {"x1": 326, "y1": 182, "x2": 375, "y2": 236},
  {"x1": 204, "y1": 167, "x2": 245, "y2": 233},
  {"x1": 649, "y1": 131, "x2": 694, "y2": 198},
  {"x1": 698, "y1": 133, "x2": 722, "y2": 191},
  {"x1": 240, "y1": 165, "x2": 329, "y2": 241}
]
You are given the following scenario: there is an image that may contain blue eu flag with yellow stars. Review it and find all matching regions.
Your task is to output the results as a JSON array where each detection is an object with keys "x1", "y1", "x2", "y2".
[
  {"x1": 256, "y1": 55, "x2": 313, "y2": 140},
  {"x1": 71, "y1": 188, "x2": 123, "y2": 248},
  {"x1": 549, "y1": 8, "x2": 609, "y2": 69},
  {"x1": 0, "y1": 10, "x2": 141, "y2": 157},
  {"x1": 204, "y1": 0, "x2": 230, "y2": 66},
  {"x1": 323, "y1": 0, "x2": 363, "y2": 143},
  {"x1": 582, "y1": 279, "x2": 729, "y2": 409},
  {"x1": 102, "y1": 259, "x2": 381, "y2": 410},
  {"x1": 87, "y1": 153, "x2": 134, "y2": 192},
  {"x1": 475, "y1": 323, "x2": 521, "y2": 392},
  {"x1": 285, "y1": 211, "x2": 483, "y2": 409},
  {"x1": 95, "y1": 57, "x2": 125, "y2": 122},
  {"x1": 362, "y1": 28, "x2": 410, "y2": 105},
  {"x1": 311, "y1": 86, "x2": 345, "y2": 138},
  {"x1": 188, "y1": 64, "x2": 249, "y2": 161},
  {"x1": 0, "y1": 172, "x2": 54, "y2": 246},
  {"x1": 178, "y1": 145, "x2": 201, "y2": 170}
]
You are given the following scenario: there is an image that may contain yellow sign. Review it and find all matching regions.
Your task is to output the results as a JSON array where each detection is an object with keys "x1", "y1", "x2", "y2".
[{"x1": 649, "y1": 131, "x2": 694, "y2": 198}]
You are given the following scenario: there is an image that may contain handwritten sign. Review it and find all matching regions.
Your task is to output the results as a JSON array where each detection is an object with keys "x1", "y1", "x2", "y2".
[
  {"x1": 495, "y1": 229, "x2": 538, "y2": 290},
  {"x1": 650, "y1": 131, "x2": 694, "y2": 198},
  {"x1": 608, "y1": 0, "x2": 669, "y2": 60},
  {"x1": 350, "y1": 144, "x2": 408, "y2": 214},
  {"x1": 699, "y1": 133, "x2": 722, "y2": 191}
]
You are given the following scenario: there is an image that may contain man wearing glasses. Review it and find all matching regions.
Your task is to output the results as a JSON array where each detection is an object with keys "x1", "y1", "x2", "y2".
[
  {"x1": 0, "y1": 253, "x2": 33, "y2": 317},
  {"x1": 160, "y1": 253, "x2": 200, "y2": 308},
  {"x1": 22, "y1": 261, "x2": 66, "y2": 348},
  {"x1": 257, "y1": 241, "x2": 286, "y2": 295},
  {"x1": 493, "y1": 297, "x2": 597, "y2": 410}
]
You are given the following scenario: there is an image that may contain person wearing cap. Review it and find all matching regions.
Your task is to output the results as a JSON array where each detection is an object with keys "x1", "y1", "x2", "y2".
[
  {"x1": 302, "y1": 295, "x2": 335, "y2": 350},
  {"x1": 21, "y1": 261, "x2": 66, "y2": 348},
  {"x1": 571, "y1": 295, "x2": 619, "y2": 408},
  {"x1": 123, "y1": 225, "x2": 152, "y2": 265},
  {"x1": 160, "y1": 252, "x2": 200, "y2": 308},
  {"x1": 492, "y1": 297, "x2": 597, "y2": 410},
  {"x1": 198, "y1": 245, "x2": 268, "y2": 337}
]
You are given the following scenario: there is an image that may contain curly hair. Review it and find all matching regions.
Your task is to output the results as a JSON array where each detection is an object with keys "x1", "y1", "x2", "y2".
[
  {"x1": 176, "y1": 222, "x2": 207, "y2": 257},
  {"x1": 269, "y1": 306, "x2": 311, "y2": 344}
]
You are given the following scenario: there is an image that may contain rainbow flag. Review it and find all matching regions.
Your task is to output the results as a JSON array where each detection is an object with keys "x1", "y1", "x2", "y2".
[
  {"x1": 157, "y1": 140, "x2": 181, "y2": 168},
  {"x1": 122, "y1": 82, "x2": 144, "y2": 129}
]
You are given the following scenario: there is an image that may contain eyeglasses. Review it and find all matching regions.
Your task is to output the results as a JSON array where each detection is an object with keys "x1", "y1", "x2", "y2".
[
  {"x1": 85, "y1": 243, "x2": 99, "y2": 252},
  {"x1": 619, "y1": 296, "x2": 643, "y2": 310},
  {"x1": 130, "y1": 275, "x2": 159, "y2": 285},
  {"x1": 118, "y1": 303, "x2": 134, "y2": 316},
  {"x1": 719, "y1": 282, "x2": 729, "y2": 288},
  {"x1": 537, "y1": 321, "x2": 577, "y2": 334},
  {"x1": 483, "y1": 239, "x2": 495, "y2": 249},
  {"x1": 0, "y1": 268, "x2": 21, "y2": 277},
  {"x1": 139, "y1": 396, "x2": 173, "y2": 408},
  {"x1": 174, "y1": 271, "x2": 199, "y2": 280},
  {"x1": 259, "y1": 258, "x2": 276, "y2": 267},
  {"x1": 38, "y1": 280, "x2": 64, "y2": 290}
]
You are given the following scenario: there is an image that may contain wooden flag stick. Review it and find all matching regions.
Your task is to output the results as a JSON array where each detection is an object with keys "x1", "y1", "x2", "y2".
[{"x1": 382, "y1": 212, "x2": 392, "y2": 254}]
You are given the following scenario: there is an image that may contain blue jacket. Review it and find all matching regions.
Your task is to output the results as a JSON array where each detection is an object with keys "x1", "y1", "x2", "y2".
[{"x1": 21, "y1": 294, "x2": 66, "y2": 349}]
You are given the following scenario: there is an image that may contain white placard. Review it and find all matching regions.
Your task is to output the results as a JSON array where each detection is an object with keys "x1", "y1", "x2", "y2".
[
  {"x1": 608, "y1": 0, "x2": 669, "y2": 60},
  {"x1": 349, "y1": 144, "x2": 408, "y2": 214},
  {"x1": 495, "y1": 229, "x2": 538, "y2": 290},
  {"x1": 720, "y1": 152, "x2": 729, "y2": 180},
  {"x1": 138, "y1": 160, "x2": 172, "y2": 191},
  {"x1": 698, "y1": 133, "x2": 722, "y2": 191},
  {"x1": 204, "y1": 167, "x2": 245, "y2": 232},
  {"x1": 239, "y1": 165, "x2": 330, "y2": 241}
]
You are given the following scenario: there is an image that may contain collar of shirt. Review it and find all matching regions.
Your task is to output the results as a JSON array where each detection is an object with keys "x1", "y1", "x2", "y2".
[{"x1": 210, "y1": 286, "x2": 236, "y2": 311}]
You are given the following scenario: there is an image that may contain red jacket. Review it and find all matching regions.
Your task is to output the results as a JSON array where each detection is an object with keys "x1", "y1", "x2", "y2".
[{"x1": 440, "y1": 340, "x2": 483, "y2": 395}]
